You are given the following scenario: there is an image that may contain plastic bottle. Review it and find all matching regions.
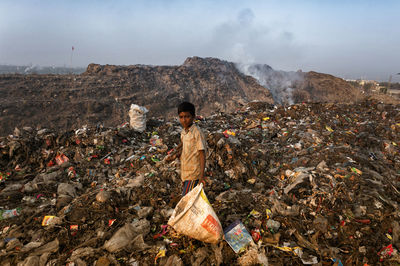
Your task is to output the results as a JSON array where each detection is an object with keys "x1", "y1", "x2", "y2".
[{"x1": 0, "y1": 208, "x2": 21, "y2": 220}]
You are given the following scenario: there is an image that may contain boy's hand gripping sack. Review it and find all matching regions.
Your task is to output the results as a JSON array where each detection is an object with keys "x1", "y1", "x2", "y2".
[{"x1": 167, "y1": 183, "x2": 223, "y2": 243}]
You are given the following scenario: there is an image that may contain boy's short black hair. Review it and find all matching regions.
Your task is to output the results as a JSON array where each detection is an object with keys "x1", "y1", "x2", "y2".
[{"x1": 178, "y1": 102, "x2": 195, "y2": 116}]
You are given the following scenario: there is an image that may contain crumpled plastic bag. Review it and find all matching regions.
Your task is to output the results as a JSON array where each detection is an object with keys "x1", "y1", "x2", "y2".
[{"x1": 104, "y1": 220, "x2": 150, "y2": 252}]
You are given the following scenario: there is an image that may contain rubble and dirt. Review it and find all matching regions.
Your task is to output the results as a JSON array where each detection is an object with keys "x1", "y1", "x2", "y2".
[
  {"x1": 0, "y1": 57, "x2": 273, "y2": 136},
  {"x1": 2, "y1": 56, "x2": 390, "y2": 137},
  {"x1": 0, "y1": 98, "x2": 399, "y2": 265}
]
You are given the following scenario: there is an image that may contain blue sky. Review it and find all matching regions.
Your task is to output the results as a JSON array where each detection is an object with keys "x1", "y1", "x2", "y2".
[{"x1": 1, "y1": 0, "x2": 399, "y2": 81}]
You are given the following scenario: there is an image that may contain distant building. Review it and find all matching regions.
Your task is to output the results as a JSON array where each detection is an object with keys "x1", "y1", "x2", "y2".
[
  {"x1": 345, "y1": 79, "x2": 379, "y2": 93},
  {"x1": 388, "y1": 89, "x2": 400, "y2": 98}
]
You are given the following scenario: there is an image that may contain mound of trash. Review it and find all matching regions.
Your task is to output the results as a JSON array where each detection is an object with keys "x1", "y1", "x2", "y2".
[
  {"x1": 0, "y1": 57, "x2": 274, "y2": 136},
  {"x1": 0, "y1": 99, "x2": 399, "y2": 265}
]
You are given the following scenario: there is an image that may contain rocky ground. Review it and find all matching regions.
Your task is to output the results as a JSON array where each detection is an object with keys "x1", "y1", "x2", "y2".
[{"x1": 0, "y1": 98, "x2": 399, "y2": 265}]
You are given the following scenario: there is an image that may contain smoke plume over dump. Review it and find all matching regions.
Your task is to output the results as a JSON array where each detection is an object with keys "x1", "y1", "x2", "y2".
[{"x1": 236, "y1": 63, "x2": 304, "y2": 105}]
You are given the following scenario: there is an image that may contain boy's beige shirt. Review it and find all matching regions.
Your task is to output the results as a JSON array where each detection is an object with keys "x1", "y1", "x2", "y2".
[{"x1": 180, "y1": 124, "x2": 207, "y2": 181}]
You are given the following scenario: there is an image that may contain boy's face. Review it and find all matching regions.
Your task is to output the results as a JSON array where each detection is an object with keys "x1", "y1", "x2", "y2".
[{"x1": 179, "y1": 111, "x2": 194, "y2": 130}]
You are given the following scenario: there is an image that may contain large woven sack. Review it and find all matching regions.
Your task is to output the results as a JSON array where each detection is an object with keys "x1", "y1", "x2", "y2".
[
  {"x1": 129, "y1": 104, "x2": 148, "y2": 132},
  {"x1": 168, "y1": 184, "x2": 223, "y2": 243}
]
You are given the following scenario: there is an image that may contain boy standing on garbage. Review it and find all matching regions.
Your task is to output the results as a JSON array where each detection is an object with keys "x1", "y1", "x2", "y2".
[{"x1": 167, "y1": 102, "x2": 207, "y2": 196}]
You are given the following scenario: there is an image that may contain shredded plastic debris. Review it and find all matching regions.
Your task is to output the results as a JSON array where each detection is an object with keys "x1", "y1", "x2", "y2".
[{"x1": 0, "y1": 99, "x2": 399, "y2": 264}]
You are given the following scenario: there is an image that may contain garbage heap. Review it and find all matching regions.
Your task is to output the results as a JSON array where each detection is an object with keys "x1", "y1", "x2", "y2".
[{"x1": 0, "y1": 99, "x2": 399, "y2": 265}]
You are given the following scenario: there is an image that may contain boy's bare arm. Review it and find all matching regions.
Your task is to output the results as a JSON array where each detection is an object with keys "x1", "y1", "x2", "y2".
[
  {"x1": 176, "y1": 142, "x2": 182, "y2": 158},
  {"x1": 165, "y1": 141, "x2": 182, "y2": 162}
]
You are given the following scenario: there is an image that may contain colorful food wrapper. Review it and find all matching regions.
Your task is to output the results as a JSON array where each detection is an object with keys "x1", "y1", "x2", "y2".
[
  {"x1": 42, "y1": 216, "x2": 55, "y2": 226},
  {"x1": 55, "y1": 154, "x2": 69, "y2": 165}
]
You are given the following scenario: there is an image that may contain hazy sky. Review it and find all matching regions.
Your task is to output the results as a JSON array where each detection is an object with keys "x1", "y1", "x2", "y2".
[{"x1": 1, "y1": 0, "x2": 399, "y2": 81}]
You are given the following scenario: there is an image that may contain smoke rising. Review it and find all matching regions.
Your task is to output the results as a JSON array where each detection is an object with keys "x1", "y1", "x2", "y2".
[
  {"x1": 209, "y1": 8, "x2": 303, "y2": 71},
  {"x1": 209, "y1": 8, "x2": 305, "y2": 105},
  {"x1": 236, "y1": 62, "x2": 304, "y2": 105}
]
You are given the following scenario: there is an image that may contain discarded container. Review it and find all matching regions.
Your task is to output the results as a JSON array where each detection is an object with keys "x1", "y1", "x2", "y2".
[
  {"x1": 224, "y1": 220, "x2": 254, "y2": 253},
  {"x1": 55, "y1": 154, "x2": 69, "y2": 165},
  {"x1": 42, "y1": 216, "x2": 62, "y2": 226},
  {"x1": 0, "y1": 208, "x2": 21, "y2": 220},
  {"x1": 168, "y1": 183, "x2": 223, "y2": 244}
]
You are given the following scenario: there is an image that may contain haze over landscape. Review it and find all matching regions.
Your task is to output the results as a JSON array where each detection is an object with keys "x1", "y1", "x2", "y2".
[
  {"x1": 2, "y1": 1, "x2": 400, "y2": 265},
  {"x1": 1, "y1": 0, "x2": 399, "y2": 82}
]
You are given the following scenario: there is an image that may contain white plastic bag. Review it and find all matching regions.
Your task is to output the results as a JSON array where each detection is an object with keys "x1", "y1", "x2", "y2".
[
  {"x1": 129, "y1": 104, "x2": 148, "y2": 132},
  {"x1": 103, "y1": 219, "x2": 150, "y2": 252},
  {"x1": 168, "y1": 183, "x2": 223, "y2": 243}
]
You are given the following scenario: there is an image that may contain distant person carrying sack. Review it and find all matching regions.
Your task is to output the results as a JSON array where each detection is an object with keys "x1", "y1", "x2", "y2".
[{"x1": 166, "y1": 102, "x2": 207, "y2": 196}]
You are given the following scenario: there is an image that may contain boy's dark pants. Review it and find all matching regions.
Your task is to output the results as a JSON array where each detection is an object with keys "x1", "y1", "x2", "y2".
[{"x1": 182, "y1": 180, "x2": 200, "y2": 196}]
